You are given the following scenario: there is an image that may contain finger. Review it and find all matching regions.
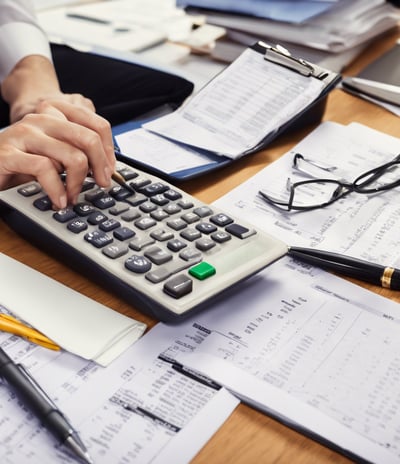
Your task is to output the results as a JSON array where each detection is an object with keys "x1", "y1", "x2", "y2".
[
  {"x1": 37, "y1": 99, "x2": 116, "y2": 169},
  {"x1": 16, "y1": 113, "x2": 112, "y2": 198},
  {"x1": 0, "y1": 145, "x2": 67, "y2": 209}
]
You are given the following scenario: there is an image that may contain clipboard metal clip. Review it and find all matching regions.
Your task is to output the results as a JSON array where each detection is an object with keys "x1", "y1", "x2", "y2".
[{"x1": 262, "y1": 42, "x2": 316, "y2": 77}]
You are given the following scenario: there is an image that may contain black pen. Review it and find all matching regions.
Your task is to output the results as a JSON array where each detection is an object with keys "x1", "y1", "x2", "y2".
[
  {"x1": 288, "y1": 246, "x2": 400, "y2": 290},
  {"x1": 0, "y1": 347, "x2": 93, "y2": 464}
]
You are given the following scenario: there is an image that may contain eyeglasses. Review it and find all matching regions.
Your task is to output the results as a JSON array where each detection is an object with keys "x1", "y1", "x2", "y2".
[{"x1": 258, "y1": 152, "x2": 400, "y2": 212}]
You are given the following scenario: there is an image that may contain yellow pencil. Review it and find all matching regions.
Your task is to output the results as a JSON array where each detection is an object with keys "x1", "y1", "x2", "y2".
[{"x1": 0, "y1": 314, "x2": 60, "y2": 351}]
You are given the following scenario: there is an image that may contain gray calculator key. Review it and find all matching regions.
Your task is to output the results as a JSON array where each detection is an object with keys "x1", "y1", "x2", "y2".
[
  {"x1": 125, "y1": 255, "x2": 152, "y2": 273},
  {"x1": 163, "y1": 274, "x2": 193, "y2": 298},
  {"x1": 129, "y1": 236, "x2": 155, "y2": 251},
  {"x1": 144, "y1": 246, "x2": 173, "y2": 265},
  {"x1": 150, "y1": 228, "x2": 174, "y2": 241},
  {"x1": 84, "y1": 230, "x2": 113, "y2": 248},
  {"x1": 18, "y1": 183, "x2": 41, "y2": 196},
  {"x1": 225, "y1": 223, "x2": 256, "y2": 239},
  {"x1": 196, "y1": 238, "x2": 216, "y2": 251},
  {"x1": 102, "y1": 243, "x2": 129, "y2": 259},
  {"x1": 113, "y1": 226, "x2": 135, "y2": 241}
]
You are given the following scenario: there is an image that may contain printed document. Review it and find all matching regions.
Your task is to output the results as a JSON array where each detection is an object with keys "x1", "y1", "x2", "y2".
[
  {"x1": 150, "y1": 258, "x2": 400, "y2": 463},
  {"x1": 215, "y1": 121, "x2": 400, "y2": 266},
  {"x1": 144, "y1": 47, "x2": 326, "y2": 158},
  {"x1": 0, "y1": 328, "x2": 238, "y2": 463}
]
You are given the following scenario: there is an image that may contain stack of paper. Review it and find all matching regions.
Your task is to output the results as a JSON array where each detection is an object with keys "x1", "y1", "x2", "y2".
[{"x1": 181, "y1": 0, "x2": 400, "y2": 70}]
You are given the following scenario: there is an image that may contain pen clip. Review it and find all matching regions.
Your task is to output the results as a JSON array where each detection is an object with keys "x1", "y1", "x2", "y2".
[
  {"x1": 261, "y1": 42, "x2": 316, "y2": 77},
  {"x1": 17, "y1": 363, "x2": 59, "y2": 410}
]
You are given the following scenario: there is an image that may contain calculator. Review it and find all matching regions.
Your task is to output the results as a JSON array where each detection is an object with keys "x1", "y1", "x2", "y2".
[{"x1": 0, "y1": 161, "x2": 287, "y2": 322}]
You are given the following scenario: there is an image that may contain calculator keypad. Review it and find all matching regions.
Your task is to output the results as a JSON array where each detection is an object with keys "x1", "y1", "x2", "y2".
[
  {"x1": 0, "y1": 161, "x2": 287, "y2": 320},
  {"x1": 26, "y1": 167, "x2": 258, "y2": 300}
]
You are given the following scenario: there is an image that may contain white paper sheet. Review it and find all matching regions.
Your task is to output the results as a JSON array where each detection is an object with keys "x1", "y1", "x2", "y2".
[
  {"x1": 145, "y1": 47, "x2": 325, "y2": 158},
  {"x1": 0, "y1": 253, "x2": 146, "y2": 366},
  {"x1": 214, "y1": 121, "x2": 400, "y2": 267},
  {"x1": 149, "y1": 258, "x2": 400, "y2": 463},
  {"x1": 0, "y1": 327, "x2": 238, "y2": 463}
]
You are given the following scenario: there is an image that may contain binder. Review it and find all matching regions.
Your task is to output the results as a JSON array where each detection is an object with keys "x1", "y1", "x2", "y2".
[{"x1": 113, "y1": 41, "x2": 341, "y2": 182}]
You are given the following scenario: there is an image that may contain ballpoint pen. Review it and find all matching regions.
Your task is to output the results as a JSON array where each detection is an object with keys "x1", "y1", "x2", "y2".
[
  {"x1": 288, "y1": 246, "x2": 400, "y2": 290},
  {"x1": 0, "y1": 313, "x2": 60, "y2": 350},
  {"x1": 0, "y1": 346, "x2": 93, "y2": 464}
]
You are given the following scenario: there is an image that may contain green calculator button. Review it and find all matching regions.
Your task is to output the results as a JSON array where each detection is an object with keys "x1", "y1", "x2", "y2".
[{"x1": 189, "y1": 262, "x2": 216, "y2": 280}]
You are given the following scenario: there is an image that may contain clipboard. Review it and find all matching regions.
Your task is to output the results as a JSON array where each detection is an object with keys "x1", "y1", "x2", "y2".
[{"x1": 113, "y1": 41, "x2": 341, "y2": 182}]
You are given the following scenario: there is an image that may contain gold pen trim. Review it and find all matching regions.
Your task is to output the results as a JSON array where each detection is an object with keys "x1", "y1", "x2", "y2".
[{"x1": 381, "y1": 267, "x2": 395, "y2": 289}]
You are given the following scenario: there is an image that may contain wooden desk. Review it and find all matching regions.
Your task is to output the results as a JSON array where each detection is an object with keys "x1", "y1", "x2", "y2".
[{"x1": 1, "y1": 26, "x2": 399, "y2": 464}]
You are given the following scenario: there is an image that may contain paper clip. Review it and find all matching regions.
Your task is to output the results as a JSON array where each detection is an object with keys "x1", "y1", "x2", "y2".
[
  {"x1": 261, "y1": 42, "x2": 316, "y2": 77},
  {"x1": 0, "y1": 314, "x2": 60, "y2": 351}
]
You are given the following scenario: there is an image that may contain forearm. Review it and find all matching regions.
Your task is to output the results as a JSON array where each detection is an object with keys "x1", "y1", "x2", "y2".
[{"x1": 1, "y1": 55, "x2": 61, "y2": 122}]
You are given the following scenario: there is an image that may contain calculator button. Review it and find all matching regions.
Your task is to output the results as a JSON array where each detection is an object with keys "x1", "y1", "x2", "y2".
[
  {"x1": 163, "y1": 204, "x2": 181, "y2": 215},
  {"x1": 73, "y1": 202, "x2": 95, "y2": 216},
  {"x1": 125, "y1": 255, "x2": 152, "y2": 273},
  {"x1": 196, "y1": 222, "x2": 217, "y2": 234},
  {"x1": 150, "y1": 228, "x2": 174, "y2": 242},
  {"x1": 178, "y1": 199, "x2": 194, "y2": 209},
  {"x1": 150, "y1": 209, "x2": 169, "y2": 221},
  {"x1": 225, "y1": 223, "x2": 256, "y2": 239},
  {"x1": 167, "y1": 239, "x2": 187, "y2": 252},
  {"x1": 193, "y1": 206, "x2": 213, "y2": 218},
  {"x1": 125, "y1": 194, "x2": 147, "y2": 207},
  {"x1": 139, "y1": 182, "x2": 169, "y2": 197},
  {"x1": 179, "y1": 248, "x2": 202, "y2": 262},
  {"x1": 181, "y1": 212, "x2": 200, "y2": 224},
  {"x1": 151, "y1": 194, "x2": 169, "y2": 206},
  {"x1": 84, "y1": 188, "x2": 105, "y2": 202},
  {"x1": 33, "y1": 196, "x2": 52, "y2": 211},
  {"x1": 164, "y1": 189, "x2": 182, "y2": 201},
  {"x1": 167, "y1": 218, "x2": 187, "y2": 231},
  {"x1": 84, "y1": 230, "x2": 113, "y2": 248},
  {"x1": 134, "y1": 217, "x2": 157, "y2": 230},
  {"x1": 129, "y1": 236, "x2": 155, "y2": 251},
  {"x1": 93, "y1": 195, "x2": 116, "y2": 210},
  {"x1": 53, "y1": 208, "x2": 77, "y2": 223},
  {"x1": 144, "y1": 246, "x2": 173, "y2": 265},
  {"x1": 99, "y1": 219, "x2": 121, "y2": 232},
  {"x1": 87, "y1": 211, "x2": 108, "y2": 225},
  {"x1": 121, "y1": 209, "x2": 141, "y2": 222},
  {"x1": 196, "y1": 238, "x2": 216, "y2": 251},
  {"x1": 108, "y1": 185, "x2": 133, "y2": 201},
  {"x1": 117, "y1": 168, "x2": 138, "y2": 180},
  {"x1": 140, "y1": 202, "x2": 158, "y2": 213},
  {"x1": 210, "y1": 213, "x2": 233, "y2": 227},
  {"x1": 189, "y1": 262, "x2": 216, "y2": 280},
  {"x1": 145, "y1": 260, "x2": 192, "y2": 283},
  {"x1": 163, "y1": 274, "x2": 193, "y2": 298},
  {"x1": 18, "y1": 183, "x2": 41, "y2": 196},
  {"x1": 102, "y1": 243, "x2": 129, "y2": 259},
  {"x1": 211, "y1": 231, "x2": 231, "y2": 243},
  {"x1": 109, "y1": 204, "x2": 130, "y2": 215},
  {"x1": 130, "y1": 176, "x2": 151, "y2": 189},
  {"x1": 113, "y1": 226, "x2": 135, "y2": 241},
  {"x1": 67, "y1": 219, "x2": 88, "y2": 234},
  {"x1": 180, "y1": 228, "x2": 201, "y2": 241}
]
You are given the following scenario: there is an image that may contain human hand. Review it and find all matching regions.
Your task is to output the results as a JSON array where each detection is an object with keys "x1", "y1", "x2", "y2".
[{"x1": 0, "y1": 100, "x2": 115, "y2": 209}]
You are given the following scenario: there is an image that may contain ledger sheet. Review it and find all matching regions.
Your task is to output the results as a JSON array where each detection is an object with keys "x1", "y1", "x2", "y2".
[
  {"x1": 152, "y1": 258, "x2": 400, "y2": 463},
  {"x1": 0, "y1": 327, "x2": 238, "y2": 463}
]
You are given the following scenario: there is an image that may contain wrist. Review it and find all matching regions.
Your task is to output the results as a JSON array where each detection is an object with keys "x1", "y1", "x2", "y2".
[{"x1": 1, "y1": 55, "x2": 60, "y2": 122}]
